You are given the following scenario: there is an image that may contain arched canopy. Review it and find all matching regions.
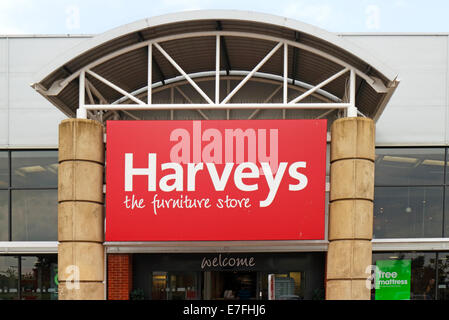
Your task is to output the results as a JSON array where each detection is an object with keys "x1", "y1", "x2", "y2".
[{"x1": 32, "y1": 10, "x2": 399, "y2": 122}]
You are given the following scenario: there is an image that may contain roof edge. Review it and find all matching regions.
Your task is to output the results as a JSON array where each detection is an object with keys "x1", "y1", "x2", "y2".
[{"x1": 32, "y1": 9, "x2": 399, "y2": 86}]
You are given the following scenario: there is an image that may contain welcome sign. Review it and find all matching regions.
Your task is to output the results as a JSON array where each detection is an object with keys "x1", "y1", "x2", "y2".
[{"x1": 105, "y1": 120, "x2": 326, "y2": 241}]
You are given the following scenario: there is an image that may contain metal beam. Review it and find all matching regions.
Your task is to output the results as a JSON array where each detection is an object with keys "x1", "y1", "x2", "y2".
[
  {"x1": 137, "y1": 31, "x2": 145, "y2": 43},
  {"x1": 86, "y1": 79, "x2": 108, "y2": 104},
  {"x1": 355, "y1": 65, "x2": 371, "y2": 106},
  {"x1": 283, "y1": 43, "x2": 288, "y2": 104},
  {"x1": 215, "y1": 35, "x2": 220, "y2": 104},
  {"x1": 154, "y1": 42, "x2": 214, "y2": 105},
  {"x1": 291, "y1": 32, "x2": 299, "y2": 86},
  {"x1": 76, "y1": 70, "x2": 86, "y2": 118},
  {"x1": 110, "y1": 71, "x2": 340, "y2": 105},
  {"x1": 248, "y1": 85, "x2": 282, "y2": 120},
  {"x1": 85, "y1": 102, "x2": 351, "y2": 111},
  {"x1": 216, "y1": 21, "x2": 231, "y2": 75},
  {"x1": 62, "y1": 66, "x2": 73, "y2": 76},
  {"x1": 148, "y1": 44, "x2": 152, "y2": 105},
  {"x1": 86, "y1": 69, "x2": 146, "y2": 105},
  {"x1": 50, "y1": 31, "x2": 383, "y2": 96},
  {"x1": 104, "y1": 240, "x2": 329, "y2": 253},
  {"x1": 175, "y1": 87, "x2": 209, "y2": 120},
  {"x1": 221, "y1": 42, "x2": 283, "y2": 105},
  {"x1": 289, "y1": 68, "x2": 349, "y2": 104},
  {"x1": 152, "y1": 54, "x2": 166, "y2": 86},
  {"x1": 347, "y1": 69, "x2": 358, "y2": 117}
]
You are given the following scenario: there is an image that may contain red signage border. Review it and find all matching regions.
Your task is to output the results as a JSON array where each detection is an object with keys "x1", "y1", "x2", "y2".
[{"x1": 105, "y1": 119, "x2": 327, "y2": 241}]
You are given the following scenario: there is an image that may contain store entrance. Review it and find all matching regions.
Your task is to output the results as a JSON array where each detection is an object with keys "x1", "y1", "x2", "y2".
[
  {"x1": 132, "y1": 252, "x2": 325, "y2": 300},
  {"x1": 209, "y1": 271, "x2": 257, "y2": 300}
]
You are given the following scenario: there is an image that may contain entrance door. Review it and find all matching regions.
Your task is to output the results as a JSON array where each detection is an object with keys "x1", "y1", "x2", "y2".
[
  {"x1": 209, "y1": 271, "x2": 257, "y2": 300},
  {"x1": 133, "y1": 252, "x2": 325, "y2": 300}
]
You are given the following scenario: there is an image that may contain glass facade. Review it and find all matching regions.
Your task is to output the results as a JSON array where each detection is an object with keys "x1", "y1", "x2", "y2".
[
  {"x1": 133, "y1": 253, "x2": 325, "y2": 300},
  {"x1": 372, "y1": 252, "x2": 449, "y2": 300},
  {"x1": 374, "y1": 147, "x2": 449, "y2": 238},
  {"x1": 0, "y1": 191, "x2": 7, "y2": 241},
  {"x1": 11, "y1": 151, "x2": 58, "y2": 188},
  {"x1": 0, "y1": 152, "x2": 8, "y2": 188},
  {"x1": 0, "y1": 150, "x2": 58, "y2": 241},
  {"x1": 0, "y1": 255, "x2": 57, "y2": 300},
  {"x1": 21, "y1": 256, "x2": 58, "y2": 300},
  {"x1": 374, "y1": 186, "x2": 443, "y2": 238},
  {"x1": 0, "y1": 256, "x2": 19, "y2": 300},
  {"x1": 12, "y1": 190, "x2": 57, "y2": 241}
]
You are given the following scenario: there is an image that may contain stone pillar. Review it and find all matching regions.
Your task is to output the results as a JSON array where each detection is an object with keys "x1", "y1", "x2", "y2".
[
  {"x1": 57, "y1": 119, "x2": 105, "y2": 300},
  {"x1": 326, "y1": 117, "x2": 375, "y2": 300}
]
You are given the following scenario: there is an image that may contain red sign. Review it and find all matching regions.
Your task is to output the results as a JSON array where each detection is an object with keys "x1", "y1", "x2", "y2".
[{"x1": 105, "y1": 120, "x2": 326, "y2": 241}]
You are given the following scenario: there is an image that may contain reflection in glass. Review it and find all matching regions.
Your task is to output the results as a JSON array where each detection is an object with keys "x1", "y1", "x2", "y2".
[
  {"x1": 437, "y1": 253, "x2": 449, "y2": 300},
  {"x1": 21, "y1": 256, "x2": 58, "y2": 300},
  {"x1": 373, "y1": 187, "x2": 443, "y2": 238},
  {"x1": 151, "y1": 272, "x2": 167, "y2": 300},
  {"x1": 11, "y1": 151, "x2": 58, "y2": 188},
  {"x1": 271, "y1": 272, "x2": 305, "y2": 300},
  {"x1": 0, "y1": 256, "x2": 19, "y2": 300},
  {"x1": 445, "y1": 189, "x2": 449, "y2": 238},
  {"x1": 12, "y1": 190, "x2": 57, "y2": 241},
  {"x1": 0, "y1": 152, "x2": 7, "y2": 188},
  {"x1": 375, "y1": 148, "x2": 445, "y2": 186},
  {"x1": 151, "y1": 271, "x2": 199, "y2": 300},
  {"x1": 0, "y1": 191, "x2": 7, "y2": 241},
  {"x1": 447, "y1": 148, "x2": 449, "y2": 185},
  {"x1": 372, "y1": 252, "x2": 436, "y2": 300}
]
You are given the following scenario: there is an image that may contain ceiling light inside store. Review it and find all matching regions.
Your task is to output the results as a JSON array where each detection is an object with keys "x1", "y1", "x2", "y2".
[
  {"x1": 19, "y1": 165, "x2": 46, "y2": 173},
  {"x1": 47, "y1": 163, "x2": 58, "y2": 174},
  {"x1": 382, "y1": 156, "x2": 418, "y2": 164},
  {"x1": 422, "y1": 159, "x2": 445, "y2": 166}
]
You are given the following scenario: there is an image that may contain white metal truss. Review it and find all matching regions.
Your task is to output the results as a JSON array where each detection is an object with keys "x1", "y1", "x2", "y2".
[{"x1": 53, "y1": 31, "x2": 379, "y2": 119}]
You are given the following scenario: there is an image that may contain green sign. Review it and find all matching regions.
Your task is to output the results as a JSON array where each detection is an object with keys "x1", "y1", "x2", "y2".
[{"x1": 375, "y1": 259, "x2": 411, "y2": 300}]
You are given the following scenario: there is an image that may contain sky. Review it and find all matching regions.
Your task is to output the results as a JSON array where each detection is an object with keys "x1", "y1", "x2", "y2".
[{"x1": 0, "y1": 0, "x2": 449, "y2": 35}]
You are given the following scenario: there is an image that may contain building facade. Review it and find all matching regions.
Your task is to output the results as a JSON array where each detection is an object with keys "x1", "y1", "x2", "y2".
[{"x1": 0, "y1": 11, "x2": 448, "y2": 300}]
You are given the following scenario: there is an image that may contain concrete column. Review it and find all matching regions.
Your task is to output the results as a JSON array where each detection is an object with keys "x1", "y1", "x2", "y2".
[
  {"x1": 326, "y1": 117, "x2": 375, "y2": 300},
  {"x1": 57, "y1": 119, "x2": 105, "y2": 300}
]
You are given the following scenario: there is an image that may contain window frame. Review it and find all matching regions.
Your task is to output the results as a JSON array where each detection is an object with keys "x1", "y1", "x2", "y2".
[
  {"x1": 0, "y1": 254, "x2": 57, "y2": 300},
  {"x1": 0, "y1": 149, "x2": 58, "y2": 242},
  {"x1": 374, "y1": 146, "x2": 449, "y2": 239}
]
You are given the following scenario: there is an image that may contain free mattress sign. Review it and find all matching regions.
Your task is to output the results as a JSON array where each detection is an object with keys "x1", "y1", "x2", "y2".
[{"x1": 105, "y1": 120, "x2": 327, "y2": 241}]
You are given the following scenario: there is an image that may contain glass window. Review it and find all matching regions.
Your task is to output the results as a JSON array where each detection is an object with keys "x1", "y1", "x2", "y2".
[
  {"x1": 374, "y1": 186, "x2": 443, "y2": 238},
  {"x1": 150, "y1": 271, "x2": 200, "y2": 300},
  {"x1": 21, "y1": 256, "x2": 58, "y2": 300},
  {"x1": 446, "y1": 148, "x2": 449, "y2": 185},
  {"x1": 446, "y1": 189, "x2": 449, "y2": 238},
  {"x1": 437, "y1": 253, "x2": 449, "y2": 300},
  {"x1": 375, "y1": 148, "x2": 445, "y2": 186},
  {"x1": 372, "y1": 252, "x2": 436, "y2": 300},
  {"x1": 0, "y1": 256, "x2": 19, "y2": 300},
  {"x1": 11, "y1": 190, "x2": 57, "y2": 241},
  {"x1": 270, "y1": 272, "x2": 305, "y2": 300},
  {"x1": 0, "y1": 191, "x2": 8, "y2": 241},
  {"x1": 11, "y1": 151, "x2": 58, "y2": 188},
  {"x1": 0, "y1": 151, "x2": 8, "y2": 188},
  {"x1": 151, "y1": 272, "x2": 167, "y2": 300}
]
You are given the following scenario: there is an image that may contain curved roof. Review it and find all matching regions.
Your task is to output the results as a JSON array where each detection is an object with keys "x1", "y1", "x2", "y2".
[{"x1": 32, "y1": 10, "x2": 399, "y2": 120}]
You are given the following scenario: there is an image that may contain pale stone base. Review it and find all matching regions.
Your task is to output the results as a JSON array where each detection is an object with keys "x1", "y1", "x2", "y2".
[
  {"x1": 58, "y1": 282, "x2": 104, "y2": 300},
  {"x1": 326, "y1": 279, "x2": 371, "y2": 300}
]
